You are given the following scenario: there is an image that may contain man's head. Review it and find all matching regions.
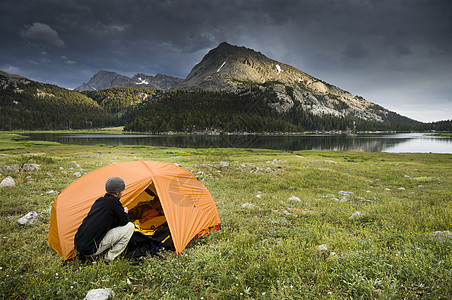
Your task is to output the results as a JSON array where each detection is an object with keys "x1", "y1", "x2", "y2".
[{"x1": 105, "y1": 177, "x2": 125, "y2": 196}]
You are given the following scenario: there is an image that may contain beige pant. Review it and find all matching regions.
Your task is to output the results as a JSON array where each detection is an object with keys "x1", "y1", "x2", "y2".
[{"x1": 90, "y1": 222, "x2": 134, "y2": 261}]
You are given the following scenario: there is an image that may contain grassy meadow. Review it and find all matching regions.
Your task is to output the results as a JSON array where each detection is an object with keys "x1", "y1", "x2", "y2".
[{"x1": 0, "y1": 132, "x2": 451, "y2": 299}]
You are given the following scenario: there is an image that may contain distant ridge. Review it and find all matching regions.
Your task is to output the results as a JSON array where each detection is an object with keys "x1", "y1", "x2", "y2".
[{"x1": 75, "y1": 70, "x2": 183, "y2": 91}]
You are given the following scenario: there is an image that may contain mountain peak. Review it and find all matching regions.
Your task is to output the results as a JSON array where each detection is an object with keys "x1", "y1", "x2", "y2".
[
  {"x1": 75, "y1": 70, "x2": 183, "y2": 91},
  {"x1": 175, "y1": 43, "x2": 415, "y2": 123}
]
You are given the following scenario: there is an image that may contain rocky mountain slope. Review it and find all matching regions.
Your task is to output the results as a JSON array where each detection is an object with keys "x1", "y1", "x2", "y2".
[
  {"x1": 75, "y1": 70, "x2": 183, "y2": 91},
  {"x1": 176, "y1": 42, "x2": 414, "y2": 123}
]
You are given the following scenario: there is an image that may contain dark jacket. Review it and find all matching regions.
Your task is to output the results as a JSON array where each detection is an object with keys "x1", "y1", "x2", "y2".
[{"x1": 74, "y1": 193, "x2": 130, "y2": 255}]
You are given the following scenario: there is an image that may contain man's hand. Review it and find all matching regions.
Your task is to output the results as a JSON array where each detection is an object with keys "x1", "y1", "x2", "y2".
[{"x1": 124, "y1": 207, "x2": 129, "y2": 213}]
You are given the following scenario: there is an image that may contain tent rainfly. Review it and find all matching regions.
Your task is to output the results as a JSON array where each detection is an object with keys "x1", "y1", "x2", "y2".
[{"x1": 48, "y1": 160, "x2": 220, "y2": 260}]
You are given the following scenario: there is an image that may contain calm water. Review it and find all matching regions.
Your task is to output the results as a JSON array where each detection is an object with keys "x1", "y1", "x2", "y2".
[{"x1": 24, "y1": 132, "x2": 452, "y2": 153}]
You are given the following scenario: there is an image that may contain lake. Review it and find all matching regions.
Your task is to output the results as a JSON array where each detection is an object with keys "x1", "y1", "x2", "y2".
[{"x1": 24, "y1": 132, "x2": 452, "y2": 153}]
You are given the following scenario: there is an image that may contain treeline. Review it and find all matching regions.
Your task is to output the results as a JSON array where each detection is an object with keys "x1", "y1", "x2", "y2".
[
  {"x1": 2, "y1": 75, "x2": 451, "y2": 132},
  {"x1": 82, "y1": 87, "x2": 157, "y2": 113},
  {"x1": 123, "y1": 89, "x2": 441, "y2": 133},
  {"x1": 0, "y1": 78, "x2": 117, "y2": 130}
]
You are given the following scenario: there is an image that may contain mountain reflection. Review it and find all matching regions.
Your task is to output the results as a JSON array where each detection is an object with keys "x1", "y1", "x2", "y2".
[{"x1": 24, "y1": 133, "x2": 452, "y2": 153}]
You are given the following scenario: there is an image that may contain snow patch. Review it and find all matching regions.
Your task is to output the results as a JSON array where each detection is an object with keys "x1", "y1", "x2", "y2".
[
  {"x1": 217, "y1": 61, "x2": 226, "y2": 72},
  {"x1": 136, "y1": 77, "x2": 149, "y2": 85},
  {"x1": 276, "y1": 64, "x2": 281, "y2": 74}
]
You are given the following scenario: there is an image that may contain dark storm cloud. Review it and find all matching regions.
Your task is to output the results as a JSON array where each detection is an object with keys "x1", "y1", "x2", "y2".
[
  {"x1": 0, "y1": 0, "x2": 451, "y2": 121},
  {"x1": 20, "y1": 22, "x2": 66, "y2": 47}
]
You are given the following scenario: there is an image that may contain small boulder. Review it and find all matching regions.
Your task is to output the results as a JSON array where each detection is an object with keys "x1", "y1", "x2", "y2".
[
  {"x1": 349, "y1": 211, "x2": 362, "y2": 219},
  {"x1": 288, "y1": 196, "x2": 301, "y2": 202},
  {"x1": 241, "y1": 203, "x2": 256, "y2": 209},
  {"x1": 73, "y1": 172, "x2": 82, "y2": 178},
  {"x1": 0, "y1": 176, "x2": 15, "y2": 187},
  {"x1": 3, "y1": 164, "x2": 20, "y2": 172},
  {"x1": 84, "y1": 288, "x2": 115, "y2": 300},
  {"x1": 316, "y1": 244, "x2": 330, "y2": 257},
  {"x1": 70, "y1": 161, "x2": 81, "y2": 168},
  {"x1": 432, "y1": 231, "x2": 452, "y2": 242},
  {"x1": 17, "y1": 211, "x2": 38, "y2": 226},
  {"x1": 218, "y1": 161, "x2": 229, "y2": 167},
  {"x1": 22, "y1": 163, "x2": 40, "y2": 171}
]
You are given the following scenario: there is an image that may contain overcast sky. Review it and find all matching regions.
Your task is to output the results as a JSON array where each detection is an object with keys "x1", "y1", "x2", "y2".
[{"x1": 1, "y1": 0, "x2": 451, "y2": 122}]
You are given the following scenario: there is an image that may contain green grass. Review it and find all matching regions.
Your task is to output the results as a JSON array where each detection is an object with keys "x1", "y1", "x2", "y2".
[{"x1": 0, "y1": 133, "x2": 451, "y2": 299}]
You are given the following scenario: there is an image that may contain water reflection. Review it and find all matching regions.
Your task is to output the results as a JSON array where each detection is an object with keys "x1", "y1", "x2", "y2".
[{"x1": 24, "y1": 133, "x2": 452, "y2": 153}]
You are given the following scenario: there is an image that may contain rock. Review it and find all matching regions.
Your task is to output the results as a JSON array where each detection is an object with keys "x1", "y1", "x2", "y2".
[
  {"x1": 316, "y1": 244, "x2": 329, "y2": 257},
  {"x1": 241, "y1": 203, "x2": 256, "y2": 209},
  {"x1": 218, "y1": 161, "x2": 229, "y2": 167},
  {"x1": 73, "y1": 172, "x2": 82, "y2": 178},
  {"x1": 265, "y1": 167, "x2": 276, "y2": 173},
  {"x1": 432, "y1": 231, "x2": 452, "y2": 242},
  {"x1": 22, "y1": 163, "x2": 40, "y2": 171},
  {"x1": 0, "y1": 176, "x2": 15, "y2": 187},
  {"x1": 17, "y1": 211, "x2": 38, "y2": 226},
  {"x1": 358, "y1": 199, "x2": 372, "y2": 204},
  {"x1": 349, "y1": 211, "x2": 362, "y2": 219},
  {"x1": 329, "y1": 252, "x2": 338, "y2": 259},
  {"x1": 84, "y1": 288, "x2": 115, "y2": 300},
  {"x1": 338, "y1": 191, "x2": 353, "y2": 196},
  {"x1": 70, "y1": 161, "x2": 81, "y2": 168},
  {"x1": 288, "y1": 196, "x2": 301, "y2": 202},
  {"x1": 3, "y1": 164, "x2": 20, "y2": 172}
]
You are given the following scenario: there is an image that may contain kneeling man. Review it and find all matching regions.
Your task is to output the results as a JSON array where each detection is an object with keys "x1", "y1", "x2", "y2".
[{"x1": 75, "y1": 177, "x2": 134, "y2": 262}]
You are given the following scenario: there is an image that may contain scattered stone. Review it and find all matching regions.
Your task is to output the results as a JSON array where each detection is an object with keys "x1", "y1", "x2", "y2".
[
  {"x1": 316, "y1": 244, "x2": 329, "y2": 257},
  {"x1": 173, "y1": 163, "x2": 182, "y2": 167},
  {"x1": 70, "y1": 161, "x2": 81, "y2": 168},
  {"x1": 241, "y1": 203, "x2": 256, "y2": 209},
  {"x1": 46, "y1": 190, "x2": 56, "y2": 194},
  {"x1": 0, "y1": 176, "x2": 15, "y2": 187},
  {"x1": 404, "y1": 175, "x2": 411, "y2": 178},
  {"x1": 338, "y1": 191, "x2": 353, "y2": 196},
  {"x1": 250, "y1": 167, "x2": 263, "y2": 173},
  {"x1": 431, "y1": 231, "x2": 452, "y2": 242},
  {"x1": 265, "y1": 167, "x2": 276, "y2": 173},
  {"x1": 329, "y1": 252, "x2": 338, "y2": 259},
  {"x1": 358, "y1": 199, "x2": 372, "y2": 204},
  {"x1": 17, "y1": 211, "x2": 38, "y2": 226},
  {"x1": 22, "y1": 163, "x2": 40, "y2": 171},
  {"x1": 84, "y1": 288, "x2": 115, "y2": 300},
  {"x1": 3, "y1": 164, "x2": 20, "y2": 172},
  {"x1": 385, "y1": 188, "x2": 391, "y2": 191},
  {"x1": 218, "y1": 161, "x2": 229, "y2": 167},
  {"x1": 256, "y1": 194, "x2": 262, "y2": 198},
  {"x1": 288, "y1": 196, "x2": 302, "y2": 202},
  {"x1": 59, "y1": 167, "x2": 64, "y2": 170},
  {"x1": 349, "y1": 211, "x2": 362, "y2": 219},
  {"x1": 73, "y1": 172, "x2": 82, "y2": 178}
]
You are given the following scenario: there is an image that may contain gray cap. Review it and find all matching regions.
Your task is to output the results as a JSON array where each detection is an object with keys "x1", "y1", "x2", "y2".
[{"x1": 105, "y1": 177, "x2": 125, "y2": 193}]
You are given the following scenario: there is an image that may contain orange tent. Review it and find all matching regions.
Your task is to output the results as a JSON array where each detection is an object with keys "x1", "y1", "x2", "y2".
[{"x1": 48, "y1": 160, "x2": 220, "y2": 260}]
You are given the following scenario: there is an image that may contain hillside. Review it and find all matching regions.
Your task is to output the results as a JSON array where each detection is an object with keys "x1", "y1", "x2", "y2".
[
  {"x1": 0, "y1": 71, "x2": 117, "y2": 130},
  {"x1": 82, "y1": 87, "x2": 157, "y2": 113},
  {"x1": 123, "y1": 89, "x2": 420, "y2": 133},
  {"x1": 175, "y1": 42, "x2": 417, "y2": 124}
]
